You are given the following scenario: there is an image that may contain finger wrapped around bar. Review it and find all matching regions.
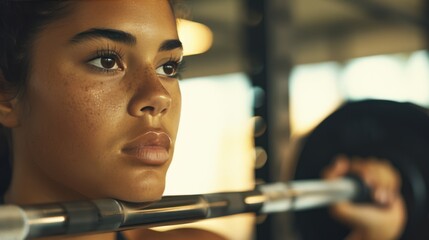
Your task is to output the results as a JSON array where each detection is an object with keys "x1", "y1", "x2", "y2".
[
  {"x1": 293, "y1": 99, "x2": 429, "y2": 240},
  {"x1": 0, "y1": 177, "x2": 367, "y2": 239}
]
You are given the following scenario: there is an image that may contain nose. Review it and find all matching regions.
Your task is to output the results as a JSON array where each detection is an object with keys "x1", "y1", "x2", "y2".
[{"x1": 128, "y1": 74, "x2": 172, "y2": 117}]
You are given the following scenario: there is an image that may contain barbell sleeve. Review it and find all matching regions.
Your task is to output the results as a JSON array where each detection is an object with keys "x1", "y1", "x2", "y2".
[{"x1": 0, "y1": 177, "x2": 368, "y2": 239}]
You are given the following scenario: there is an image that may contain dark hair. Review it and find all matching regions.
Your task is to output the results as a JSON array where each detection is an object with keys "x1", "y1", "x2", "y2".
[
  {"x1": 0, "y1": 0, "x2": 72, "y2": 197},
  {"x1": 0, "y1": 0, "x2": 177, "y2": 198},
  {"x1": 0, "y1": 1, "x2": 72, "y2": 95},
  {"x1": 1, "y1": 0, "x2": 176, "y2": 94}
]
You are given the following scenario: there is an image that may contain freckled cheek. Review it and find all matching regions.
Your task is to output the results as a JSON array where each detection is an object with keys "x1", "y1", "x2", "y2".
[
  {"x1": 66, "y1": 91, "x2": 105, "y2": 131},
  {"x1": 63, "y1": 85, "x2": 125, "y2": 135},
  {"x1": 32, "y1": 72, "x2": 125, "y2": 143}
]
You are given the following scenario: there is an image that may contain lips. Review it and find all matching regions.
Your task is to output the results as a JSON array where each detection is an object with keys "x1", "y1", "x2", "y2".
[{"x1": 122, "y1": 131, "x2": 172, "y2": 165}]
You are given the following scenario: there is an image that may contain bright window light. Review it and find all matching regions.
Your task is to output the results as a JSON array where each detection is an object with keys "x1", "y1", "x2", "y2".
[
  {"x1": 288, "y1": 50, "x2": 429, "y2": 136},
  {"x1": 405, "y1": 50, "x2": 429, "y2": 107},
  {"x1": 289, "y1": 62, "x2": 343, "y2": 136},
  {"x1": 165, "y1": 73, "x2": 255, "y2": 195},
  {"x1": 341, "y1": 55, "x2": 406, "y2": 101},
  {"x1": 159, "y1": 73, "x2": 256, "y2": 239},
  {"x1": 177, "y1": 18, "x2": 213, "y2": 56}
]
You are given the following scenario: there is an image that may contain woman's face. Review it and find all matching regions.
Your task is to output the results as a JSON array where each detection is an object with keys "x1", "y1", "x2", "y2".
[{"x1": 13, "y1": 0, "x2": 182, "y2": 202}]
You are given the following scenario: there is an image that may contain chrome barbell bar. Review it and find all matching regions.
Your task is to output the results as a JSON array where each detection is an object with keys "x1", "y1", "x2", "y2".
[{"x1": 0, "y1": 177, "x2": 367, "y2": 240}]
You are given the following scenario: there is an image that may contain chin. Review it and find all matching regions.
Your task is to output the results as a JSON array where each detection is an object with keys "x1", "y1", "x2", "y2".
[
  {"x1": 132, "y1": 191, "x2": 164, "y2": 203},
  {"x1": 119, "y1": 179, "x2": 166, "y2": 203},
  {"x1": 94, "y1": 168, "x2": 168, "y2": 203}
]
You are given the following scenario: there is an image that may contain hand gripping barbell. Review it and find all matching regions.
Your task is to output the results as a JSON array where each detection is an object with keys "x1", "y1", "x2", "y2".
[
  {"x1": 293, "y1": 99, "x2": 429, "y2": 240},
  {"x1": 0, "y1": 176, "x2": 370, "y2": 239},
  {"x1": 0, "y1": 99, "x2": 428, "y2": 239}
]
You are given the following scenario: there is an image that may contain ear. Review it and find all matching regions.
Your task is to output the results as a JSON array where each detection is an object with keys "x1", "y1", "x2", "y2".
[{"x1": 0, "y1": 71, "x2": 20, "y2": 128}]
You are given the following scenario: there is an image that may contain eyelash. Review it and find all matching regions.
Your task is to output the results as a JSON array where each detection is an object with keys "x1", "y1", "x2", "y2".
[
  {"x1": 176, "y1": 60, "x2": 186, "y2": 79},
  {"x1": 86, "y1": 48, "x2": 185, "y2": 79},
  {"x1": 87, "y1": 48, "x2": 124, "y2": 74},
  {"x1": 157, "y1": 57, "x2": 185, "y2": 79}
]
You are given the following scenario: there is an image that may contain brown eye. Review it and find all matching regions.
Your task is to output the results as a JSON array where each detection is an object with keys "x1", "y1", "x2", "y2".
[
  {"x1": 100, "y1": 57, "x2": 116, "y2": 69},
  {"x1": 88, "y1": 55, "x2": 122, "y2": 71},
  {"x1": 156, "y1": 61, "x2": 179, "y2": 77}
]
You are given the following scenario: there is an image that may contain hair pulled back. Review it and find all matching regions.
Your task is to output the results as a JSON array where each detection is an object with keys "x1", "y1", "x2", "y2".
[{"x1": 0, "y1": 0, "x2": 72, "y2": 197}]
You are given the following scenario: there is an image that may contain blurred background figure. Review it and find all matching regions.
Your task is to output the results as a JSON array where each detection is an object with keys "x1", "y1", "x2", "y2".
[
  {"x1": 292, "y1": 99, "x2": 429, "y2": 240},
  {"x1": 163, "y1": 0, "x2": 429, "y2": 239}
]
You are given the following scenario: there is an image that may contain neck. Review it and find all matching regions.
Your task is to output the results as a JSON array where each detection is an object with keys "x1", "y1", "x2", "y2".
[
  {"x1": 5, "y1": 157, "x2": 87, "y2": 205},
  {"x1": 5, "y1": 164, "x2": 119, "y2": 240},
  {"x1": 35, "y1": 232, "x2": 117, "y2": 240}
]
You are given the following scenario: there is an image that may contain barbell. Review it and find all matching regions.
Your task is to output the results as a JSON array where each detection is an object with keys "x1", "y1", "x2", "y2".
[
  {"x1": 294, "y1": 99, "x2": 429, "y2": 240},
  {"x1": 0, "y1": 177, "x2": 369, "y2": 239},
  {"x1": 0, "y1": 99, "x2": 428, "y2": 239}
]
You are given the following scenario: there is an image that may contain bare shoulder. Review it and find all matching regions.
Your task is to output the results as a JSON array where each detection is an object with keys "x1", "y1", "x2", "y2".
[{"x1": 123, "y1": 228, "x2": 227, "y2": 240}]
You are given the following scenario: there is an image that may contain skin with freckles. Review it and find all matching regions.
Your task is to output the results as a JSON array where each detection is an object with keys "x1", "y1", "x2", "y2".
[
  {"x1": 0, "y1": 2, "x2": 407, "y2": 239},
  {"x1": 5, "y1": 0, "x2": 182, "y2": 204},
  {"x1": 0, "y1": 1, "x2": 226, "y2": 240}
]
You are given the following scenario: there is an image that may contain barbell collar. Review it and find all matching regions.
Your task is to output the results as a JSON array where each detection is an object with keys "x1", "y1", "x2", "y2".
[{"x1": 0, "y1": 177, "x2": 366, "y2": 239}]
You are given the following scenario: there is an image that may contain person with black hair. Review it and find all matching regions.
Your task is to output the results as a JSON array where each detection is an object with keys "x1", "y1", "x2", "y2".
[
  {"x1": 294, "y1": 100, "x2": 419, "y2": 240},
  {"x1": 0, "y1": 1, "x2": 406, "y2": 240},
  {"x1": 0, "y1": 1, "x2": 224, "y2": 239}
]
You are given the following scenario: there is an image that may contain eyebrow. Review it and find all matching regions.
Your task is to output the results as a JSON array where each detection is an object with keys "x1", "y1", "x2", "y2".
[
  {"x1": 70, "y1": 28, "x2": 137, "y2": 45},
  {"x1": 159, "y1": 39, "x2": 183, "y2": 52},
  {"x1": 70, "y1": 28, "x2": 182, "y2": 52}
]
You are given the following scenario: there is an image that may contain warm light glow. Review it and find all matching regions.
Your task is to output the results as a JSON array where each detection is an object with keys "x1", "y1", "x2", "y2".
[
  {"x1": 404, "y1": 50, "x2": 429, "y2": 106},
  {"x1": 341, "y1": 55, "x2": 406, "y2": 101},
  {"x1": 177, "y1": 18, "x2": 213, "y2": 56},
  {"x1": 157, "y1": 73, "x2": 256, "y2": 239},
  {"x1": 341, "y1": 52, "x2": 429, "y2": 107},
  {"x1": 289, "y1": 62, "x2": 343, "y2": 136},
  {"x1": 165, "y1": 73, "x2": 255, "y2": 194},
  {"x1": 288, "y1": 51, "x2": 429, "y2": 137}
]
